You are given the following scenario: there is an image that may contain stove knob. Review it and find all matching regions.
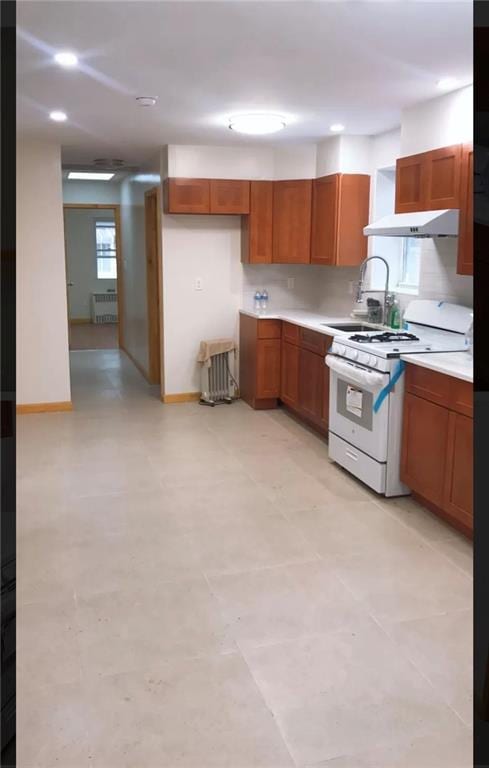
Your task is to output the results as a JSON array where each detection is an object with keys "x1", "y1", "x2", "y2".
[
  {"x1": 359, "y1": 352, "x2": 371, "y2": 366},
  {"x1": 369, "y1": 357, "x2": 378, "y2": 367},
  {"x1": 349, "y1": 349, "x2": 358, "y2": 360},
  {"x1": 331, "y1": 343, "x2": 339, "y2": 355},
  {"x1": 336, "y1": 344, "x2": 346, "y2": 356}
]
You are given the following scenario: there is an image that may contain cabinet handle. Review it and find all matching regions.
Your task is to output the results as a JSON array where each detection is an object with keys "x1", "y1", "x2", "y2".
[{"x1": 345, "y1": 450, "x2": 358, "y2": 462}]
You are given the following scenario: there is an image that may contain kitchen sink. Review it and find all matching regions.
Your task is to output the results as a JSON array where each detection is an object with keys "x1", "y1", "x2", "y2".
[{"x1": 321, "y1": 322, "x2": 382, "y2": 332}]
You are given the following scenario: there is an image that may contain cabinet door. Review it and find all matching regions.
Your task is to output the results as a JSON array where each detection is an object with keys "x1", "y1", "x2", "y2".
[
  {"x1": 457, "y1": 144, "x2": 473, "y2": 275},
  {"x1": 311, "y1": 175, "x2": 339, "y2": 265},
  {"x1": 444, "y1": 412, "x2": 473, "y2": 529},
  {"x1": 298, "y1": 348, "x2": 324, "y2": 425},
  {"x1": 425, "y1": 145, "x2": 462, "y2": 210},
  {"x1": 256, "y1": 339, "x2": 281, "y2": 398},
  {"x1": 210, "y1": 180, "x2": 250, "y2": 214},
  {"x1": 165, "y1": 178, "x2": 210, "y2": 213},
  {"x1": 336, "y1": 174, "x2": 370, "y2": 266},
  {"x1": 395, "y1": 154, "x2": 426, "y2": 213},
  {"x1": 272, "y1": 180, "x2": 312, "y2": 264},
  {"x1": 281, "y1": 341, "x2": 300, "y2": 408},
  {"x1": 241, "y1": 181, "x2": 273, "y2": 263},
  {"x1": 400, "y1": 393, "x2": 450, "y2": 507}
]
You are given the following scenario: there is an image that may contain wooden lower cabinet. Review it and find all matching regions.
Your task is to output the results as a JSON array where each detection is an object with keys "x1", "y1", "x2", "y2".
[
  {"x1": 298, "y1": 348, "x2": 325, "y2": 426},
  {"x1": 444, "y1": 412, "x2": 473, "y2": 529},
  {"x1": 401, "y1": 378, "x2": 473, "y2": 537},
  {"x1": 401, "y1": 393, "x2": 450, "y2": 509},
  {"x1": 281, "y1": 341, "x2": 300, "y2": 408},
  {"x1": 256, "y1": 339, "x2": 281, "y2": 399}
]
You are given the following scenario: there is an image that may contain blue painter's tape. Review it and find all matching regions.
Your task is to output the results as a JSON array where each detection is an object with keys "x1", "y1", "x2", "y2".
[{"x1": 373, "y1": 360, "x2": 405, "y2": 413}]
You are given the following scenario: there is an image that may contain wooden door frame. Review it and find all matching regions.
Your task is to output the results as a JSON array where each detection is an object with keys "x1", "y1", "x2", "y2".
[
  {"x1": 63, "y1": 203, "x2": 124, "y2": 349},
  {"x1": 144, "y1": 186, "x2": 164, "y2": 389}
]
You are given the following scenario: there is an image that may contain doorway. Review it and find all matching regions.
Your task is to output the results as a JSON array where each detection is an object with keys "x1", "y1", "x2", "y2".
[{"x1": 63, "y1": 204, "x2": 123, "y2": 350}]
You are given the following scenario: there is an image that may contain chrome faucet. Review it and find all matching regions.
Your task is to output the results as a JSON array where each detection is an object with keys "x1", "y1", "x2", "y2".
[{"x1": 355, "y1": 255, "x2": 391, "y2": 326}]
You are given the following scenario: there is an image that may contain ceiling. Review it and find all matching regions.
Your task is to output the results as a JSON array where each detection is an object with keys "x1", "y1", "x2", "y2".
[{"x1": 17, "y1": 1, "x2": 473, "y2": 167}]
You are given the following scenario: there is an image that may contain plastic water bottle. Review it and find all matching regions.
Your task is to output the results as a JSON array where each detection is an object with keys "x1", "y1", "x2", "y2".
[
  {"x1": 261, "y1": 289, "x2": 269, "y2": 312},
  {"x1": 254, "y1": 290, "x2": 262, "y2": 313}
]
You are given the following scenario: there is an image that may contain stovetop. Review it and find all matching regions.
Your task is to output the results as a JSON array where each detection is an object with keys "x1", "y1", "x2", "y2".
[{"x1": 349, "y1": 331, "x2": 420, "y2": 344}]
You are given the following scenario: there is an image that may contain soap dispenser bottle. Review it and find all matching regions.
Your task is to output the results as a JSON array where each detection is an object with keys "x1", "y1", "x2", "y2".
[{"x1": 389, "y1": 296, "x2": 401, "y2": 330}]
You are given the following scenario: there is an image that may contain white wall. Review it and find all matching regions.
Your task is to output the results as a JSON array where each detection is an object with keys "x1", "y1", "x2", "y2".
[
  {"x1": 17, "y1": 138, "x2": 71, "y2": 406},
  {"x1": 64, "y1": 209, "x2": 116, "y2": 320},
  {"x1": 62, "y1": 180, "x2": 121, "y2": 204},
  {"x1": 400, "y1": 85, "x2": 473, "y2": 156},
  {"x1": 162, "y1": 214, "x2": 242, "y2": 394}
]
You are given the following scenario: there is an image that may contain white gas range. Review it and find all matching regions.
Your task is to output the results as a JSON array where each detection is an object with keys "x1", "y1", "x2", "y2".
[{"x1": 326, "y1": 300, "x2": 472, "y2": 497}]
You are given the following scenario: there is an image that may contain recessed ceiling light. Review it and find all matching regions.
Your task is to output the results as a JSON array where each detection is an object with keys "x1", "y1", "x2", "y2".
[
  {"x1": 228, "y1": 114, "x2": 286, "y2": 135},
  {"x1": 330, "y1": 123, "x2": 345, "y2": 132},
  {"x1": 54, "y1": 51, "x2": 78, "y2": 68},
  {"x1": 136, "y1": 96, "x2": 157, "y2": 107},
  {"x1": 437, "y1": 77, "x2": 459, "y2": 91},
  {"x1": 49, "y1": 110, "x2": 67, "y2": 122},
  {"x1": 68, "y1": 172, "x2": 115, "y2": 181}
]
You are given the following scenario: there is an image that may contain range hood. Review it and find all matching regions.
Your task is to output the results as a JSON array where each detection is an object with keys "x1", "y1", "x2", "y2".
[{"x1": 364, "y1": 209, "x2": 459, "y2": 238}]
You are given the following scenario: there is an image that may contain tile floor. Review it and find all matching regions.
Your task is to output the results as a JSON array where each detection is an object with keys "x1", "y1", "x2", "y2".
[
  {"x1": 17, "y1": 349, "x2": 473, "y2": 768},
  {"x1": 69, "y1": 322, "x2": 118, "y2": 350}
]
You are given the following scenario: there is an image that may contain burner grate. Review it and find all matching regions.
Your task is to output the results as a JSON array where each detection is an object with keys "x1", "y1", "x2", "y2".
[{"x1": 349, "y1": 331, "x2": 420, "y2": 344}]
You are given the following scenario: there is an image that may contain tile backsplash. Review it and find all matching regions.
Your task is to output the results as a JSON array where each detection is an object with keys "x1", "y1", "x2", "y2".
[{"x1": 242, "y1": 239, "x2": 472, "y2": 317}]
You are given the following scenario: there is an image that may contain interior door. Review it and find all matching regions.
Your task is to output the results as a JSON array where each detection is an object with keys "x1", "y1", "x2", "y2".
[{"x1": 145, "y1": 188, "x2": 162, "y2": 384}]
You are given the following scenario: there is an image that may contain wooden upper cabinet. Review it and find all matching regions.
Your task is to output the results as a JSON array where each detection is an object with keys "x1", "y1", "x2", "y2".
[
  {"x1": 457, "y1": 144, "x2": 473, "y2": 275},
  {"x1": 395, "y1": 154, "x2": 426, "y2": 213},
  {"x1": 165, "y1": 178, "x2": 210, "y2": 214},
  {"x1": 311, "y1": 174, "x2": 370, "y2": 266},
  {"x1": 272, "y1": 179, "x2": 312, "y2": 264},
  {"x1": 425, "y1": 144, "x2": 462, "y2": 210},
  {"x1": 395, "y1": 144, "x2": 462, "y2": 214},
  {"x1": 210, "y1": 180, "x2": 250, "y2": 214},
  {"x1": 241, "y1": 181, "x2": 273, "y2": 264}
]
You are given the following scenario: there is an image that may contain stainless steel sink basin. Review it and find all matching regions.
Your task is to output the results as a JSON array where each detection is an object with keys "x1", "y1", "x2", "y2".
[{"x1": 321, "y1": 322, "x2": 381, "y2": 332}]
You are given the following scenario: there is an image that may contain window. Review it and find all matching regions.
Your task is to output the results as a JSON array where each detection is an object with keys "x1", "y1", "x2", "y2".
[
  {"x1": 95, "y1": 221, "x2": 117, "y2": 279},
  {"x1": 398, "y1": 238, "x2": 421, "y2": 291}
]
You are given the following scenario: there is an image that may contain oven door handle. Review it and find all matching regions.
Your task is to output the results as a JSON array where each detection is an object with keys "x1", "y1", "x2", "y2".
[{"x1": 325, "y1": 355, "x2": 387, "y2": 390}]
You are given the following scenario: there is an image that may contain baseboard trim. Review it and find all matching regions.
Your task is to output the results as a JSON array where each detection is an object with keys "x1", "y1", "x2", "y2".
[
  {"x1": 162, "y1": 392, "x2": 201, "y2": 404},
  {"x1": 120, "y1": 344, "x2": 151, "y2": 383},
  {"x1": 70, "y1": 318, "x2": 91, "y2": 325},
  {"x1": 17, "y1": 401, "x2": 73, "y2": 415}
]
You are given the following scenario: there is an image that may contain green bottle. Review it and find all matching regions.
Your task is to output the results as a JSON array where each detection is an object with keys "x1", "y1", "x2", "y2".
[{"x1": 390, "y1": 297, "x2": 401, "y2": 330}]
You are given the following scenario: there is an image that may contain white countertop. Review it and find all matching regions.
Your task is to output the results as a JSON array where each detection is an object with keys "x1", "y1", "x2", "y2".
[
  {"x1": 239, "y1": 308, "x2": 389, "y2": 337},
  {"x1": 400, "y1": 351, "x2": 473, "y2": 383}
]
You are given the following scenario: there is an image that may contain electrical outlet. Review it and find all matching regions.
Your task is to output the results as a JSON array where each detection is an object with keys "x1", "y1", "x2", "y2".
[
  {"x1": 195, "y1": 278, "x2": 203, "y2": 291},
  {"x1": 287, "y1": 277, "x2": 295, "y2": 289}
]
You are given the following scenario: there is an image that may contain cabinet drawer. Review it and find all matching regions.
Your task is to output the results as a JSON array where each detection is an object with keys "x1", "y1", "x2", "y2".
[
  {"x1": 257, "y1": 319, "x2": 281, "y2": 339},
  {"x1": 405, "y1": 364, "x2": 451, "y2": 407},
  {"x1": 282, "y1": 322, "x2": 300, "y2": 346},
  {"x1": 299, "y1": 327, "x2": 329, "y2": 356},
  {"x1": 449, "y1": 378, "x2": 473, "y2": 418}
]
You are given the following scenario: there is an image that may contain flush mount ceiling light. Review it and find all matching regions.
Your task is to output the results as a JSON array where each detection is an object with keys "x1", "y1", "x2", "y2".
[
  {"x1": 228, "y1": 114, "x2": 286, "y2": 135},
  {"x1": 330, "y1": 123, "x2": 345, "y2": 132},
  {"x1": 136, "y1": 96, "x2": 157, "y2": 107},
  {"x1": 49, "y1": 110, "x2": 67, "y2": 122},
  {"x1": 54, "y1": 51, "x2": 78, "y2": 68},
  {"x1": 437, "y1": 77, "x2": 459, "y2": 91},
  {"x1": 68, "y1": 171, "x2": 115, "y2": 181}
]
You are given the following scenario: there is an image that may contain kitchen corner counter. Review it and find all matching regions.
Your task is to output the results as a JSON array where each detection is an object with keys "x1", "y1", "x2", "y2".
[{"x1": 400, "y1": 351, "x2": 473, "y2": 383}]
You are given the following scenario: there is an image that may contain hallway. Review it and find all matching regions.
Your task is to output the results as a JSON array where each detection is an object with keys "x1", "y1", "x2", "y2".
[{"x1": 17, "y1": 351, "x2": 472, "y2": 768}]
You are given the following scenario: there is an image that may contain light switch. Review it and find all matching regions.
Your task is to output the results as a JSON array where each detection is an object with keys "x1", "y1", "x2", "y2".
[{"x1": 195, "y1": 278, "x2": 203, "y2": 291}]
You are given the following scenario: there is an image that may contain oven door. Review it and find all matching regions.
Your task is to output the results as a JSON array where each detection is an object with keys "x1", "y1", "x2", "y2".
[{"x1": 326, "y1": 355, "x2": 390, "y2": 462}]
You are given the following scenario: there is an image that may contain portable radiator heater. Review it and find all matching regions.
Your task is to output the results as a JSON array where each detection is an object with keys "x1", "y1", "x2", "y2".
[
  {"x1": 199, "y1": 348, "x2": 237, "y2": 406},
  {"x1": 91, "y1": 292, "x2": 118, "y2": 324}
]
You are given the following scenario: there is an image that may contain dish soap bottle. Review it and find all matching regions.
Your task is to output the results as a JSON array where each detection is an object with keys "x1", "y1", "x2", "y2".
[{"x1": 389, "y1": 297, "x2": 401, "y2": 330}]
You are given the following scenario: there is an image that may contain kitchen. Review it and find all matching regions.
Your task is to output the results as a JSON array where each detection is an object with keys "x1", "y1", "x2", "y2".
[{"x1": 15, "y1": 2, "x2": 474, "y2": 766}]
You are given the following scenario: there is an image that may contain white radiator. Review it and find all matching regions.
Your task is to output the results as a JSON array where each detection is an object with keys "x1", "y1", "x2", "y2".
[
  {"x1": 200, "y1": 350, "x2": 236, "y2": 406},
  {"x1": 91, "y1": 293, "x2": 118, "y2": 324}
]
